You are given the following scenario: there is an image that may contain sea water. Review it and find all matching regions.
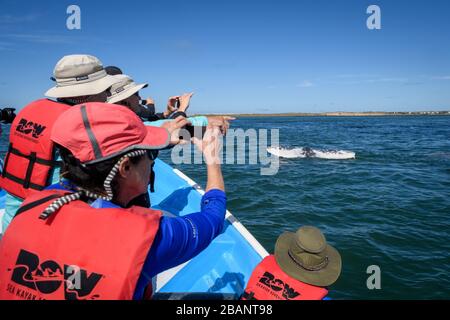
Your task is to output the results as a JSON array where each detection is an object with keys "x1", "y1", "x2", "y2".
[{"x1": 1, "y1": 115, "x2": 449, "y2": 299}]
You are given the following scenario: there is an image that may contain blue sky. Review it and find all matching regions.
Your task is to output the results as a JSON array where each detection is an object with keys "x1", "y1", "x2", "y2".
[{"x1": 0, "y1": 0, "x2": 450, "y2": 113}]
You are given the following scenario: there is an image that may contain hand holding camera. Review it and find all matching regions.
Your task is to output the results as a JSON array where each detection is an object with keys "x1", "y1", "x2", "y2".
[{"x1": 165, "y1": 92, "x2": 194, "y2": 118}]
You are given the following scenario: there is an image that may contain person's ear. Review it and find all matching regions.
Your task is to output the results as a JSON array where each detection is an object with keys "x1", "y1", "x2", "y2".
[{"x1": 117, "y1": 157, "x2": 131, "y2": 179}]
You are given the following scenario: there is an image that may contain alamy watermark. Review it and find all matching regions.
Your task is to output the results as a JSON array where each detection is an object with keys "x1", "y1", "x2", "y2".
[
  {"x1": 66, "y1": 5, "x2": 81, "y2": 30},
  {"x1": 366, "y1": 265, "x2": 381, "y2": 290},
  {"x1": 66, "y1": 265, "x2": 82, "y2": 290},
  {"x1": 65, "y1": 4, "x2": 381, "y2": 31},
  {"x1": 171, "y1": 128, "x2": 280, "y2": 176},
  {"x1": 367, "y1": 5, "x2": 381, "y2": 30}
]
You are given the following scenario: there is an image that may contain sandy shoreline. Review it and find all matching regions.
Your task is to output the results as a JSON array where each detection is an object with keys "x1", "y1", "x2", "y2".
[{"x1": 197, "y1": 111, "x2": 450, "y2": 118}]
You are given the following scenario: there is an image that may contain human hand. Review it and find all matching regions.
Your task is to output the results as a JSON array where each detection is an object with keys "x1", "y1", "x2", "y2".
[
  {"x1": 165, "y1": 96, "x2": 180, "y2": 117},
  {"x1": 161, "y1": 117, "x2": 190, "y2": 145},
  {"x1": 206, "y1": 116, "x2": 236, "y2": 135},
  {"x1": 192, "y1": 125, "x2": 222, "y2": 165},
  {"x1": 142, "y1": 97, "x2": 155, "y2": 106},
  {"x1": 177, "y1": 92, "x2": 194, "y2": 113}
]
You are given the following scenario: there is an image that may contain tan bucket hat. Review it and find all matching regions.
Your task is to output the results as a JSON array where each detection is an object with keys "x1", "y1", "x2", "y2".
[
  {"x1": 45, "y1": 54, "x2": 121, "y2": 98},
  {"x1": 107, "y1": 75, "x2": 148, "y2": 104},
  {"x1": 275, "y1": 226, "x2": 342, "y2": 287}
]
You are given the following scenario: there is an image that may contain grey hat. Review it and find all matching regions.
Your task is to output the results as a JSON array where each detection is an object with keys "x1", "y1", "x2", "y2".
[
  {"x1": 275, "y1": 226, "x2": 342, "y2": 287},
  {"x1": 45, "y1": 55, "x2": 121, "y2": 98},
  {"x1": 107, "y1": 74, "x2": 148, "y2": 104}
]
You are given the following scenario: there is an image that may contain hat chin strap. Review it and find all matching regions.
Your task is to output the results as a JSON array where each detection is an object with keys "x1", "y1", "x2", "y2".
[
  {"x1": 39, "y1": 189, "x2": 110, "y2": 220},
  {"x1": 40, "y1": 150, "x2": 147, "y2": 220},
  {"x1": 103, "y1": 150, "x2": 147, "y2": 200}
]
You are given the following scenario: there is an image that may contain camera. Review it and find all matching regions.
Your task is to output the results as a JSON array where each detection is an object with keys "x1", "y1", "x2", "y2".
[
  {"x1": 179, "y1": 125, "x2": 207, "y2": 140},
  {"x1": 0, "y1": 108, "x2": 16, "y2": 124}
]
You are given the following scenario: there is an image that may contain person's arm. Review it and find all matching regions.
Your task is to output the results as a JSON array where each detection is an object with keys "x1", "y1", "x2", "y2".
[
  {"x1": 132, "y1": 188, "x2": 226, "y2": 299},
  {"x1": 154, "y1": 112, "x2": 167, "y2": 120},
  {"x1": 133, "y1": 126, "x2": 225, "y2": 298},
  {"x1": 144, "y1": 115, "x2": 235, "y2": 130},
  {"x1": 143, "y1": 116, "x2": 208, "y2": 127},
  {"x1": 205, "y1": 116, "x2": 236, "y2": 135},
  {"x1": 168, "y1": 111, "x2": 187, "y2": 119},
  {"x1": 144, "y1": 189, "x2": 226, "y2": 274},
  {"x1": 146, "y1": 126, "x2": 224, "y2": 272}
]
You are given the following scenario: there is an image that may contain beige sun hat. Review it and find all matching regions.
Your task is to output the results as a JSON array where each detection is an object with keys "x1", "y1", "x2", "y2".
[
  {"x1": 107, "y1": 75, "x2": 148, "y2": 104},
  {"x1": 45, "y1": 54, "x2": 121, "y2": 98},
  {"x1": 275, "y1": 226, "x2": 342, "y2": 287}
]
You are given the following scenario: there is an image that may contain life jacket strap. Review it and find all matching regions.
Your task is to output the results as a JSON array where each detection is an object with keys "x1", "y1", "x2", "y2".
[
  {"x1": 241, "y1": 291, "x2": 257, "y2": 300},
  {"x1": 1, "y1": 143, "x2": 62, "y2": 196},
  {"x1": 23, "y1": 152, "x2": 37, "y2": 189},
  {"x1": 1, "y1": 143, "x2": 13, "y2": 178},
  {"x1": 7, "y1": 144, "x2": 62, "y2": 167},
  {"x1": 1, "y1": 172, "x2": 46, "y2": 195}
]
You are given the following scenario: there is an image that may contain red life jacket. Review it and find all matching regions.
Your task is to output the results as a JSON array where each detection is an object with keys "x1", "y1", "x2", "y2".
[
  {"x1": 0, "y1": 190, "x2": 162, "y2": 300},
  {"x1": 242, "y1": 255, "x2": 328, "y2": 300},
  {"x1": 0, "y1": 99, "x2": 71, "y2": 199}
]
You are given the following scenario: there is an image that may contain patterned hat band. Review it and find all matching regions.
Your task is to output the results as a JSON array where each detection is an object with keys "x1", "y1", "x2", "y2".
[
  {"x1": 55, "y1": 69, "x2": 108, "y2": 87},
  {"x1": 287, "y1": 249, "x2": 329, "y2": 272},
  {"x1": 40, "y1": 150, "x2": 147, "y2": 220}
]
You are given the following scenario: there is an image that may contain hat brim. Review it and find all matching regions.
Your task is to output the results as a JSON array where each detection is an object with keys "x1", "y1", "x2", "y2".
[
  {"x1": 107, "y1": 82, "x2": 148, "y2": 104},
  {"x1": 83, "y1": 125, "x2": 170, "y2": 166},
  {"x1": 142, "y1": 125, "x2": 170, "y2": 149},
  {"x1": 45, "y1": 74, "x2": 120, "y2": 98},
  {"x1": 274, "y1": 232, "x2": 342, "y2": 287}
]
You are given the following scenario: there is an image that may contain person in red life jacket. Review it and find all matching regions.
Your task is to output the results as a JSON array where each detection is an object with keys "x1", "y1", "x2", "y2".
[
  {"x1": 0, "y1": 54, "x2": 126, "y2": 232},
  {"x1": 0, "y1": 102, "x2": 226, "y2": 300},
  {"x1": 242, "y1": 226, "x2": 342, "y2": 300}
]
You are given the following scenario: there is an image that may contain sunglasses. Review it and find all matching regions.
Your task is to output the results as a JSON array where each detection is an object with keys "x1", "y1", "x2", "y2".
[{"x1": 147, "y1": 150, "x2": 159, "y2": 161}]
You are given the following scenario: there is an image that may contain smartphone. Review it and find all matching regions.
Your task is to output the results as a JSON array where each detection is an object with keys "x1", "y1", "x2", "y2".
[{"x1": 174, "y1": 98, "x2": 180, "y2": 110}]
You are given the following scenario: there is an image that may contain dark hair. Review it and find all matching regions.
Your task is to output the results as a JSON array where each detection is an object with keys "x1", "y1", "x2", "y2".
[
  {"x1": 105, "y1": 66, "x2": 123, "y2": 75},
  {"x1": 57, "y1": 144, "x2": 144, "y2": 197},
  {"x1": 116, "y1": 92, "x2": 140, "y2": 107},
  {"x1": 56, "y1": 91, "x2": 109, "y2": 106}
]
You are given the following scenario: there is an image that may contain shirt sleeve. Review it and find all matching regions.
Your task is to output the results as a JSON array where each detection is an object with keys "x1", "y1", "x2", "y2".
[
  {"x1": 133, "y1": 189, "x2": 226, "y2": 298},
  {"x1": 143, "y1": 116, "x2": 209, "y2": 128}
]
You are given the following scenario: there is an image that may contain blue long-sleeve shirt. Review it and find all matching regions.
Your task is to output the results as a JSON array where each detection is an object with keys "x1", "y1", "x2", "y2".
[{"x1": 133, "y1": 189, "x2": 226, "y2": 299}]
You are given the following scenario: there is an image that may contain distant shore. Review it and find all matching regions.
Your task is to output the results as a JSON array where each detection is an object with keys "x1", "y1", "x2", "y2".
[{"x1": 198, "y1": 111, "x2": 450, "y2": 117}]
